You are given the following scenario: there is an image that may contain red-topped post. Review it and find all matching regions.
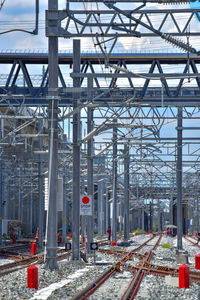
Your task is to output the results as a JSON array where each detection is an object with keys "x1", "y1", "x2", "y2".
[
  {"x1": 179, "y1": 264, "x2": 189, "y2": 288},
  {"x1": 27, "y1": 265, "x2": 38, "y2": 289}
]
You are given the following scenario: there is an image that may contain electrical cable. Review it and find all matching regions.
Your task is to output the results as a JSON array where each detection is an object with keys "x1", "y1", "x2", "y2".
[{"x1": 0, "y1": 0, "x2": 39, "y2": 35}]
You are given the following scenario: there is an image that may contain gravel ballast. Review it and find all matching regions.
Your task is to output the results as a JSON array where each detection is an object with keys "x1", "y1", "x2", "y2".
[{"x1": 0, "y1": 234, "x2": 200, "y2": 299}]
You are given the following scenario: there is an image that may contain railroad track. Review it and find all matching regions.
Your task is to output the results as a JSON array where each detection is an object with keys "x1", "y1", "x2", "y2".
[
  {"x1": 0, "y1": 238, "x2": 109, "y2": 276},
  {"x1": 183, "y1": 235, "x2": 200, "y2": 248},
  {"x1": 120, "y1": 235, "x2": 162, "y2": 300},
  {"x1": 71, "y1": 234, "x2": 160, "y2": 300}
]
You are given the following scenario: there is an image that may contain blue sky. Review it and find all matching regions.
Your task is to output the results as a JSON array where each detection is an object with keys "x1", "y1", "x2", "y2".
[{"x1": 1, "y1": 1, "x2": 200, "y2": 53}]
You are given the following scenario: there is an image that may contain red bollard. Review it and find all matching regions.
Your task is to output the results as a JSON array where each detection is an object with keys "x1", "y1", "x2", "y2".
[
  {"x1": 27, "y1": 265, "x2": 38, "y2": 289},
  {"x1": 179, "y1": 264, "x2": 189, "y2": 288},
  {"x1": 59, "y1": 236, "x2": 62, "y2": 243},
  {"x1": 195, "y1": 232, "x2": 198, "y2": 236},
  {"x1": 111, "y1": 241, "x2": 116, "y2": 246},
  {"x1": 31, "y1": 243, "x2": 37, "y2": 255},
  {"x1": 12, "y1": 238, "x2": 16, "y2": 244},
  {"x1": 195, "y1": 254, "x2": 200, "y2": 270},
  {"x1": 148, "y1": 230, "x2": 151, "y2": 234}
]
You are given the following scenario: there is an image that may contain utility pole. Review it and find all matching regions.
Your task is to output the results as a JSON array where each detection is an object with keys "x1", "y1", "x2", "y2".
[
  {"x1": 46, "y1": 0, "x2": 59, "y2": 269},
  {"x1": 177, "y1": 107, "x2": 183, "y2": 250}
]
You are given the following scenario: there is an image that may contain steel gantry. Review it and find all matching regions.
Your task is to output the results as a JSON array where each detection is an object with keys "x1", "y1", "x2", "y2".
[
  {"x1": 0, "y1": 0, "x2": 200, "y2": 268},
  {"x1": 1, "y1": 52, "x2": 200, "y2": 106}
]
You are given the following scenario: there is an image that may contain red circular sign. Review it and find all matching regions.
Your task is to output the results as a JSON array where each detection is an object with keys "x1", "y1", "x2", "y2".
[{"x1": 82, "y1": 196, "x2": 90, "y2": 204}]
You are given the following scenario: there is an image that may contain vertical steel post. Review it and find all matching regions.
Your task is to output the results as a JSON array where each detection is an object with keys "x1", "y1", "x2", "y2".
[
  {"x1": 169, "y1": 179, "x2": 175, "y2": 226},
  {"x1": 105, "y1": 185, "x2": 109, "y2": 232},
  {"x1": 0, "y1": 130, "x2": 2, "y2": 244},
  {"x1": 124, "y1": 143, "x2": 129, "y2": 241},
  {"x1": 142, "y1": 207, "x2": 144, "y2": 231},
  {"x1": 112, "y1": 119, "x2": 117, "y2": 242},
  {"x1": 38, "y1": 118, "x2": 44, "y2": 248},
  {"x1": 177, "y1": 107, "x2": 183, "y2": 250},
  {"x1": 46, "y1": 0, "x2": 59, "y2": 269},
  {"x1": 72, "y1": 39, "x2": 81, "y2": 260},
  {"x1": 87, "y1": 78, "x2": 94, "y2": 252},
  {"x1": 18, "y1": 167, "x2": 22, "y2": 238},
  {"x1": 98, "y1": 179, "x2": 103, "y2": 235},
  {"x1": 27, "y1": 168, "x2": 33, "y2": 235},
  {"x1": 62, "y1": 135, "x2": 67, "y2": 244},
  {"x1": 158, "y1": 200, "x2": 161, "y2": 232}
]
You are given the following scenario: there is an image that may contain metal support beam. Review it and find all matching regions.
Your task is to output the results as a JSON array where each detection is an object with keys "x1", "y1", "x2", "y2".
[
  {"x1": 46, "y1": 0, "x2": 59, "y2": 270},
  {"x1": 72, "y1": 39, "x2": 81, "y2": 260},
  {"x1": 87, "y1": 77, "x2": 94, "y2": 252},
  {"x1": 112, "y1": 119, "x2": 117, "y2": 242},
  {"x1": 124, "y1": 143, "x2": 129, "y2": 241},
  {"x1": 18, "y1": 167, "x2": 22, "y2": 238},
  {"x1": 177, "y1": 107, "x2": 183, "y2": 250},
  {"x1": 38, "y1": 118, "x2": 44, "y2": 248},
  {"x1": 0, "y1": 130, "x2": 2, "y2": 244},
  {"x1": 62, "y1": 135, "x2": 67, "y2": 244}
]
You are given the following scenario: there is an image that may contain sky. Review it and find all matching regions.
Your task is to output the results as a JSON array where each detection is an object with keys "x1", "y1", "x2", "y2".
[
  {"x1": 0, "y1": 1, "x2": 200, "y2": 53},
  {"x1": 1, "y1": 1, "x2": 200, "y2": 193}
]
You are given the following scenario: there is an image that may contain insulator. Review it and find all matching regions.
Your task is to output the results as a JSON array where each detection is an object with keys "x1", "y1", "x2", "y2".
[
  {"x1": 158, "y1": 0, "x2": 196, "y2": 4},
  {"x1": 161, "y1": 33, "x2": 197, "y2": 54}
]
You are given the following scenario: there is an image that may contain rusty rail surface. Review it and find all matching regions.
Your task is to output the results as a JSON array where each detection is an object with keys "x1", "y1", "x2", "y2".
[
  {"x1": 120, "y1": 235, "x2": 162, "y2": 300},
  {"x1": 71, "y1": 234, "x2": 159, "y2": 300}
]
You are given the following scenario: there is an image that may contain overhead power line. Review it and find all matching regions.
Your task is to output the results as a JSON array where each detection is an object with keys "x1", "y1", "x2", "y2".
[{"x1": 0, "y1": 0, "x2": 39, "y2": 35}]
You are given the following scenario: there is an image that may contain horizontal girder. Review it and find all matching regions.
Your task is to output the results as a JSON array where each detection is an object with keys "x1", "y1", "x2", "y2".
[
  {"x1": 46, "y1": 8, "x2": 200, "y2": 38},
  {"x1": 1, "y1": 52, "x2": 200, "y2": 106}
]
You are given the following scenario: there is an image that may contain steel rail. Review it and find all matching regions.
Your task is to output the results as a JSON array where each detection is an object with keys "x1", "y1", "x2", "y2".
[
  {"x1": 120, "y1": 235, "x2": 162, "y2": 300},
  {"x1": 70, "y1": 234, "x2": 159, "y2": 300}
]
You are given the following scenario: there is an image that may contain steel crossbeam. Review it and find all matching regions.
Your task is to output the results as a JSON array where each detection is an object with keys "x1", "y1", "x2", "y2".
[
  {"x1": 1, "y1": 53, "x2": 200, "y2": 106},
  {"x1": 46, "y1": 8, "x2": 200, "y2": 38}
]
